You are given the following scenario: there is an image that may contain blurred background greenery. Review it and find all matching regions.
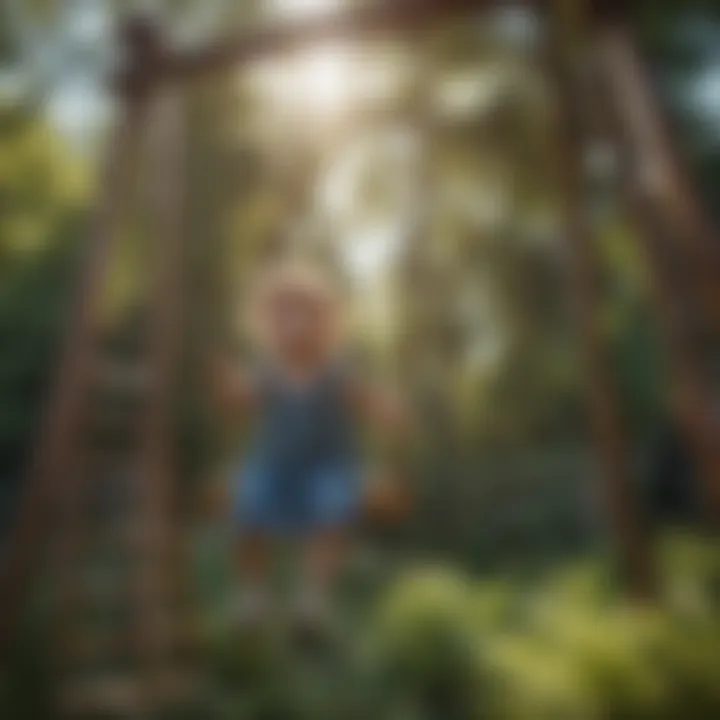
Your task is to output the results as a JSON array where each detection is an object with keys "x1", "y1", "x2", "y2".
[{"x1": 1, "y1": 1, "x2": 719, "y2": 718}]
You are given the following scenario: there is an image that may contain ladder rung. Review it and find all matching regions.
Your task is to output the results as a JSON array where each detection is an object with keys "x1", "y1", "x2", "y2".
[
  {"x1": 53, "y1": 522, "x2": 185, "y2": 558},
  {"x1": 59, "y1": 622, "x2": 201, "y2": 663},
  {"x1": 94, "y1": 359, "x2": 151, "y2": 395},
  {"x1": 59, "y1": 630, "x2": 136, "y2": 661},
  {"x1": 55, "y1": 588, "x2": 187, "y2": 621},
  {"x1": 59, "y1": 675, "x2": 146, "y2": 717},
  {"x1": 85, "y1": 422, "x2": 139, "y2": 450},
  {"x1": 87, "y1": 400, "x2": 145, "y2": 433},
  {"x1": 86, "y1": 448, "x2": 138, "y2": 471},
  {"x1": 150, "y1": 669, "x2": 206, "y2": 708}
]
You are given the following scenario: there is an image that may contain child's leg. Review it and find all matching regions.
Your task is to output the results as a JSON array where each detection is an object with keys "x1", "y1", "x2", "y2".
[
  {"x1": 294, "y1": 527, "x2": 348, "y2": 629},
  {"x1": 293, "y1": 466, "x2": 357, "y2": 628},
  {"x1": 237, "y1": 532, "x2": 271, "y2": 587},
  {"x1": 303, "y1": 527, "x2": 346, "y2": 594},
  {"x1": 232, "y1": 460, "x2": 277, "y2": 619},
  {"x1": 234, "y1": 532, "x2": 272, "y2": 623}
]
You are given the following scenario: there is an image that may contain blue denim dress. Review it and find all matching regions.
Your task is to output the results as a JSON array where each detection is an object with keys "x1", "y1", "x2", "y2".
[{"x1": 234, "y1": 364, "x2": 361, "y2": 533}]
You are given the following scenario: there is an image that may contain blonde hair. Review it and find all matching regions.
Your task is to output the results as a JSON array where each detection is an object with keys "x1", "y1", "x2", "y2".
[{"x1": 242, "y1": 256, "x2": 348, "y2": 359}]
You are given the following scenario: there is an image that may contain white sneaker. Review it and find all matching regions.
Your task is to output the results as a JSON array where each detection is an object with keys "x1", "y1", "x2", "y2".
[
  {"x1": 292, "y1": 589, "x2": 335, "y2": 644},
  {"x1": 233, "y1": 587, "x2": 270, "y2": 630}
]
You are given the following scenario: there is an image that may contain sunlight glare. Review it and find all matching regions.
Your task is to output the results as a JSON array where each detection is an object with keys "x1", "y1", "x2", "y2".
[
  {"x1": 434, "y1": 67, "x2": 511, "y2": 119},
  {"x1": 342, "y1": 223, "x2": 401, "y2": 285},
  {"x1": 271, "y1": 0, "x2": 342, "y2": 20},
  {"x1": 247, "y1": 43, "x2": 356, "y2": 125},
  {"x1": 301, "y1": 45, "x2": 355, "y2": 117}
]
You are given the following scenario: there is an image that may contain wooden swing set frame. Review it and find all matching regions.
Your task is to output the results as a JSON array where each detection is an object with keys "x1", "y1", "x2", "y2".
[{"x1": 1, "y1": 0, "x2": 719, "y2": 661}]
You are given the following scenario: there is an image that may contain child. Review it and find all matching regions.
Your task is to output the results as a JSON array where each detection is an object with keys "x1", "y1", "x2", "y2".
[{"x1": 210, "y1": 258, "x2": 405, "y2": 634}]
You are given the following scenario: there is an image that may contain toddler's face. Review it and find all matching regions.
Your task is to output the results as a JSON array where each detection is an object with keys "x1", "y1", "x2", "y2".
[{"x1": 263, "y1": 282, "x2": 336, "y2": 367}]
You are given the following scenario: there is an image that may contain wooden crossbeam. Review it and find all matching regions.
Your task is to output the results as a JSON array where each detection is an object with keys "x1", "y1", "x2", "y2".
[{"x1": 127, "y1": 0, "x2": 496, "y2": 83}]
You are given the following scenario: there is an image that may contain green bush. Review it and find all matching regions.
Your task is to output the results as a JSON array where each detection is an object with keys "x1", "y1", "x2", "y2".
[
  {"x1": 204, "y1": 535, "x2": 720, "y2": 720},
  {"x1": 368, "y1": 536, "x2": 720, "y2": 719},
  {"x1": 371, "y1": 568, "x2": 486, "y2": 717}
]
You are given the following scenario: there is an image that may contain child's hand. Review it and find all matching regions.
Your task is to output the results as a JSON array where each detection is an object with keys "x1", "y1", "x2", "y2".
[
  {"x1": 348, "y1": 380, "x2": 412, "y2": 438},
  {"x1": 363, "y1": 468, "x2": 413, "y2": 527},
  {"x1": 372, "y1": 388, "x2": 411, "y2": 436}
]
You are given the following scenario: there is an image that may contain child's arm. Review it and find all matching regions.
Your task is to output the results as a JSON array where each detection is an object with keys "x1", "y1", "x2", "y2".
[{"x1": 207, "y1": 354, "x2": 257, "y2": 418}]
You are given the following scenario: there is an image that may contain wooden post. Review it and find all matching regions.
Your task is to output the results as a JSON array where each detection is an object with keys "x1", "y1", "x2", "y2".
[
  {"x1": 588, "y1": 1, "x2": 720, "y2": 326},
  {"x1": 538, "y1": 2, "x2": 656, "y2": 597},
  {"x1": 138, "y1": 87, "x2": 186, "y2": 701},
  {"x1": 586, "y1": 3, "x2": 720, "y2": 527}
]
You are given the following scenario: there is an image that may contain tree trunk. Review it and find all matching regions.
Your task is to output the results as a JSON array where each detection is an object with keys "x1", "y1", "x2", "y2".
[{"x1": 539, "y1": 1, "x2": 657, "y2": 598}]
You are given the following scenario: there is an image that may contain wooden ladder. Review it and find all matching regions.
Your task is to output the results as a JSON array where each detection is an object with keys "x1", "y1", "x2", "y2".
[
  {"x1": 48, "y1": 90, "x2": 199, "y2": 718},
  {"x1": 0, "y1": 32, "x2": 200, "y2": 710},
  {"x1": 50, "y1": 342, "x2": 199, "y2": 717}
]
